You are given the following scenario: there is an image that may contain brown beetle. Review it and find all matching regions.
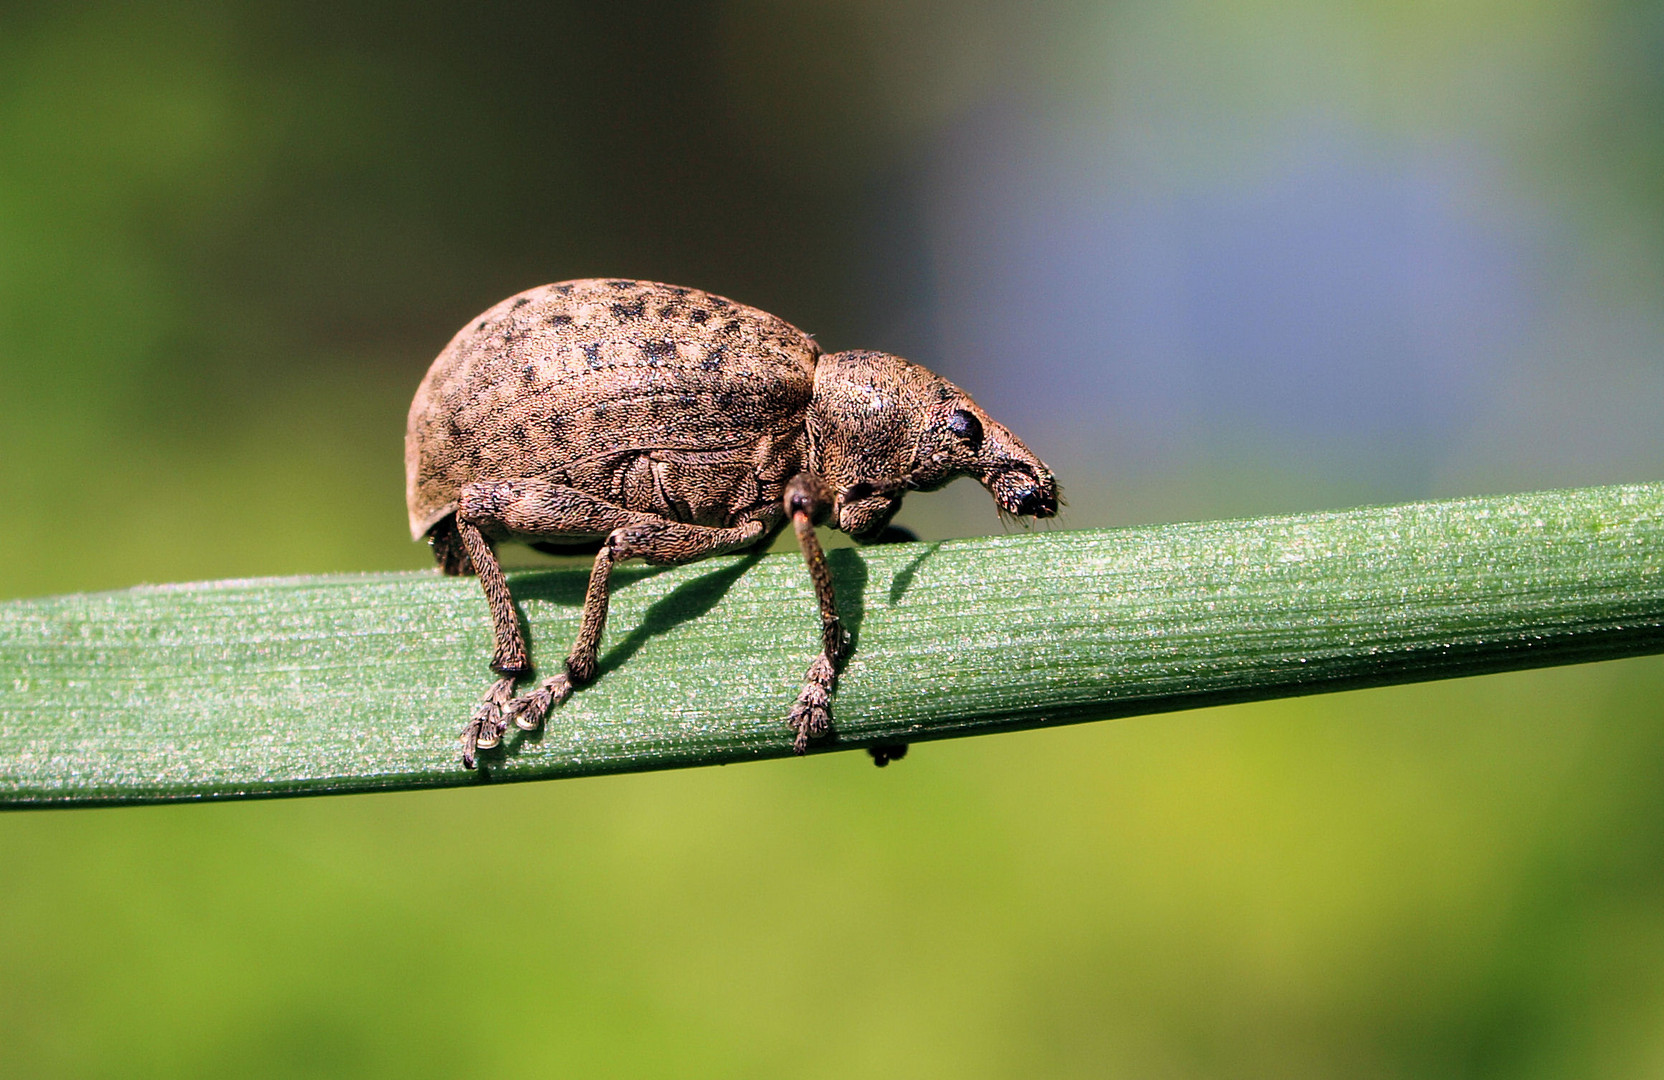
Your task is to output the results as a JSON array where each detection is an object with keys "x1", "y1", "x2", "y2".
[{"x1": 407, "y1": 279, "x2": 1058, "y2": 767}]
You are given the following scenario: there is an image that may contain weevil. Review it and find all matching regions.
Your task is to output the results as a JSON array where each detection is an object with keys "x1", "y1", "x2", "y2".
[{"x1": 406, "y1": 279, "x2": 1058, "y2": 768}]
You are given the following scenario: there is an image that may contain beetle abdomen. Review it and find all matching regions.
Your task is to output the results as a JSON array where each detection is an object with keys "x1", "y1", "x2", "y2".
[{"x1": 406, "y1": 279, "x2": 818, "y2": 538}]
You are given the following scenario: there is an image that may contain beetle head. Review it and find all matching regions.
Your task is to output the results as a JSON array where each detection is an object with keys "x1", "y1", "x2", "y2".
[{"x1": 809, "y1": 350, "x2": 1058, "y2": 539}]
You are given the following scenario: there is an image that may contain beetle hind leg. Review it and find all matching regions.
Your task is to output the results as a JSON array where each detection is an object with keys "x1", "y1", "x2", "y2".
[
  {"x1": 452, "y1": 518, "x2": 531, "y2": 768},
  {"x1": 456, "y1": 477, "x2": 767, "y2": 766},
  {"x1": 426, "y1": 516, "x2": 474, "y2": 576}
]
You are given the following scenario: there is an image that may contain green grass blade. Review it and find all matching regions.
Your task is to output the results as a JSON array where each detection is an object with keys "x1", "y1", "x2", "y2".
[{"x1": 4, "y1": 483, "x2": 1663, "y2": 807}]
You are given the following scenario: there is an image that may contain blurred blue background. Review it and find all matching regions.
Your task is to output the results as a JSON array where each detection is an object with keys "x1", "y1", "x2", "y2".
[{"x1": 5, "y1": 1, "x2": 1664, "y2": 1075}]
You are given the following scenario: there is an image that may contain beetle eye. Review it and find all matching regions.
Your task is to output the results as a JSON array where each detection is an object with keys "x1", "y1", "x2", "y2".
[{"x1": 946, "y1": 408, "x2": 983, "y2": 446}]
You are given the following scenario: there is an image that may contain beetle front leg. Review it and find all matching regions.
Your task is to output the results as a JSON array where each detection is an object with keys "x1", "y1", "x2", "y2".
[{"x1": 783, "y1": 473, "x2": 847, "y2": 754}]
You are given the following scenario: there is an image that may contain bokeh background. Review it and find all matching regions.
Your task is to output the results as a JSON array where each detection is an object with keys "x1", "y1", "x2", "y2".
[{"x1": 5, "y1": 1, "x2": 1664, "y2": 1075}]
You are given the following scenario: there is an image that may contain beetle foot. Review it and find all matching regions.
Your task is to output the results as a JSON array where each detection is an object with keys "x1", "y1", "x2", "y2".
[
  {"x1": 787, "y1": 684, "x2": 833, "y2": 754},
  {"x1": 502, "y1": 689, "x2": 549, "y2": 732},
  {"x1": 503, "y1": 674, "x2": 574, "y2": 732},
  {"x1": 469, "y1": 714, "x2": 506, "y2": 751},
  {"x1": 460, "y1": 717, "x2": 495, "y2": 770},
  {"x1": 461, "y1": 676, "x2": 517, "y2": 767}
]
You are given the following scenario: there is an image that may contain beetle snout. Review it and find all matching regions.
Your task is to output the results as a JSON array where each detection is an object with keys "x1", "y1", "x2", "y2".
[{"x1": 989, "y1": 466, "x2": 1059, "y2": 519}]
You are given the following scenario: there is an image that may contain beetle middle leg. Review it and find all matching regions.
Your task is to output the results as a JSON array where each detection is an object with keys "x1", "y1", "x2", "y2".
[
  {"x1": 455, "y1": 477, "x2": 764, "y2": 766},
  {"x1": 503, "y1": 514, "x2": 768, "y2": 734}
]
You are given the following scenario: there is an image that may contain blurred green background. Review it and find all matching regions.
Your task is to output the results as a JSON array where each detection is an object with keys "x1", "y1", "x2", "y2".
[{"x1": 6, "y1": 0, "x2": 1664, "y2": 1075}]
